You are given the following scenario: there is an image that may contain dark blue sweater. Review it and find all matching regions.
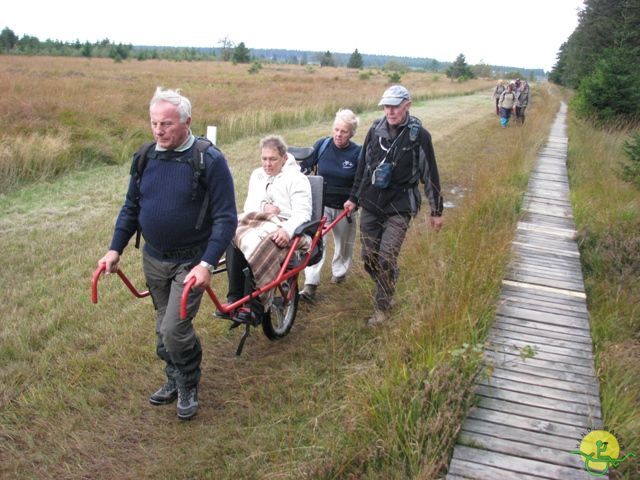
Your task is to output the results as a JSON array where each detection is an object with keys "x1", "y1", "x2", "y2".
[
  {"x1": 110, "y1": 144, "x2": 237, "y2": 266},
  {"x1": 302, "y1": 137, "x2": 361, "y2": 208}
]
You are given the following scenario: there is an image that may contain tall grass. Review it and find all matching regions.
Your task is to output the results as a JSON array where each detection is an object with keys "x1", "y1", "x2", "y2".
[
  {"x1": 0, "y1": 71, "x2": 563, "y2": 478},
  {"x1": 304, "y1": 85, "x2": 560, "y2": 478},
  {"x1": 0, "y1": 56, "x2": 495, "y2": 193},
  {"x1": 567, "y1": 116, "x2": 640, "y2": 480}
]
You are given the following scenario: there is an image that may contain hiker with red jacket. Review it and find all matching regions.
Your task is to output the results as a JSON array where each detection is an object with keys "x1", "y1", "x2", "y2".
[{"x1": 98, "y1": 87, "x2": 237, "y2": 420}]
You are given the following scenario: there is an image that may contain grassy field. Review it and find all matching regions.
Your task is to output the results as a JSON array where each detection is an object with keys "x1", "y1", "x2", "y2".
[
  {"x1": 566, "y1": 114, "x2": 640, "y2": 479},
  {"x1": 0, "y1": 56, "x2": 493, "y2": 193},
  {"x1": 4, "y1": 55, "x2": 626, "y2": 479}
]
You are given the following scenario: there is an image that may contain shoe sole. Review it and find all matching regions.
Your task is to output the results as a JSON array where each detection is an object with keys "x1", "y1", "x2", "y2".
[
  {"x1": 149, "y1": 395, "x2": 178, "y2": 406},
  {"x1": 177, "y1": 408, "x2": 198, "y2": 420}
]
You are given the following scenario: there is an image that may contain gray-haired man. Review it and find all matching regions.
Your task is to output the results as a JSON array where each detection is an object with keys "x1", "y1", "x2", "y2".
[{"x1": 344, "y1": 85, "x2": 443, "y2": 325}]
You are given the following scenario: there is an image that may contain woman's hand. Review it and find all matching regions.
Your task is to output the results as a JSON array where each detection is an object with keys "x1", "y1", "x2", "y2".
[
  {"x1": 271, "y1": 227, "x2": 290, "y2": 247},
  {"x1": 263, "y1": 202, "x2": 281, "y2": 215}
]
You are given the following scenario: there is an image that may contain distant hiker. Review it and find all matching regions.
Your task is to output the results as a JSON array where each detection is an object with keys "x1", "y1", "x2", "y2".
[
  {"x1": 221, "y1": 135, "x2": 311, "y2": 319},
  {"x1": 299, "y1": 109, "x2": 361, "y2": 302},
  {"x1": 97, "y1": 87, "x2": 237, "y2": 420},
  {"x1": 344, "y1": 85, "x2": 443, "y2": 326},
  {"x1": 515, "y1": 80, "x2": 530, "y2": 124},
  {"x1": 498, "y1": 82, "x2": 517, "y2": 127},
  {"x1": 492, "y1": 79, "x2": 506, "y2": 115}
]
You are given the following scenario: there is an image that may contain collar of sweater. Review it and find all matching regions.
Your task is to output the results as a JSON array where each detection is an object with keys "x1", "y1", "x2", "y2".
[{"x1": 154, "y1": 132, "x2": 195, "y2": 152}]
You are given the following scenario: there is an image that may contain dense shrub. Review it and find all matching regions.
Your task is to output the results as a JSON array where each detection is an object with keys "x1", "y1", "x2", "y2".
[
  {"x1": 571, "y1": 47, "x2": 640, "y2": 125},
  {"x1": 621, "y1": 131, "x2": 640, "y2": 186}
]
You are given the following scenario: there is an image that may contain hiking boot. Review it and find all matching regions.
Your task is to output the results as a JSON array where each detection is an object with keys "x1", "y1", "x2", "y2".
[
  {"x1": 149, "y1": 379, "x2": 178, "y2": 406},
  {"x1": 300, "y1": 284, "x2": 317, "y2": 301},
  {"x1": 177, "y1": 385, "x2": 199, "y2": 420},
  {"x1": 366, "y1": 310, "x2": 387, "y2": 327},
  {"x1": 330, "y1": 275, "x2": 346, "y2": 284}
]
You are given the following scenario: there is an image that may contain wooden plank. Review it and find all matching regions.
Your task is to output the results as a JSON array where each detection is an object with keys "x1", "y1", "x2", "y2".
[
  {"x1": 486, "y1": 340, "x2": 596, "y2": 369},
  {"x1": 491, "y1": 326, "x2": 593, "y2": 351},
  {"x1": 511, "y1": 242, "x2": 580, "y2": 258},
  {"x1": 533, "y1": 166, "x2": 567, "y2": 175},
  {"x1": 488, "y1": 367, "x2": 600, "y2": 397},
  {"x1": 506, "y1": 272, "x2": 585, "y2": 292},
  {"x1": 498, "y1": 292, "x2": 589, "y2": 317},
  {"x1": 497, "y1": 305, "x2": 590, "y2": 330},
  {"x1": 514, "y1": 230, "x2": 578, "y2": 249},
  {"x1": 487, "y1": 334, "x2": 595, "y2": 361},
  {"x1": 500, "y1": 283, "x2": 588, "y2": 310},
  {"x1": 521, "y1": 211, "x2": 576, "y2": 228},
  {"x1": 502, "y1": 281, "x2": 586, "y2": 304},
  {"x1": 466, "y1": 407, "x2": 587, "y2": 439},
  {"x1": 448, "y1": 457, "x2": 549, "y2": 479},
  {"x1": 458, "y1": 431, "x2": 585, "y2": 469},
  {"x1": 509, "y1": 263, "x2": 585, "y2": 282},
  {"x1": 492, "y1": 321, "x2": 592, "y2": 346},
  {"x1": 479, "y1": 377, "x2": 600, "y2": 406},
  {"x1": 494, "y1": 314, "x2": 591, "y2": 339},
  {"x1": 484, "y1": 349, "x2": 597, "y2": 379},
  {"x1": 476, "y1": 397, "x2": 602, "y2": 429},
  {"x1": 529, "y1": 178, "x2": 570, "y2": 190},
  {"x1": 514, "y1": 233, "x2": 579, "y2": 252},
  {"x1": 449, "y1": 445, "x2": 591, "y2": 480},
  {"x1": 516, "y1": 222, "x2": 576, "y2": 238},
  {"x1": 524, "y1": 193, "x2": 571, "y2": 204},
  {"x1": 511, "y1": 254, "x2": 583, "y2": 271},
  {"x1": 475, "y1": 383, "x2": 601, "y2": 418},
  {"x1": 484, "y1": 355, "x2": 596, "y2": 386},
  {"x1": 523, "y1": 205, "x2": 574, "y2": 219}
]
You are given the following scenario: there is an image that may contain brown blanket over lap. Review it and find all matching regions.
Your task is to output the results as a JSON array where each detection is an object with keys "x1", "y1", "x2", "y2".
[{"x1": 233, "y1": 212, "x2": 310, "y2": 308}]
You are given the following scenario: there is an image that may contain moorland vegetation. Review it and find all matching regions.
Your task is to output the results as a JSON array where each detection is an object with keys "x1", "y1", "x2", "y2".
[{"x1": 0, "y1": 46, "x2": 638, "y2": 479}]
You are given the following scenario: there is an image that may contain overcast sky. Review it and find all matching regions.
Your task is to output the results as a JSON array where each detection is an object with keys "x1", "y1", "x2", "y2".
[{"x1": 4, "y1": 0, "x2": 585, "y2": 71}]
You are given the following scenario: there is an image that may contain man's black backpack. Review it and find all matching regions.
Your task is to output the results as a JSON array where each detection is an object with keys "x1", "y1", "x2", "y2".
[{"x1": 131, "y1": 137, "x2": 217, "y2": 248}]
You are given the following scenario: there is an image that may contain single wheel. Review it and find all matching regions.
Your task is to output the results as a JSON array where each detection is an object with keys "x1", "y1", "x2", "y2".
[{"x1": 262, "y1": 277, "x2": 299, "y2": 340}]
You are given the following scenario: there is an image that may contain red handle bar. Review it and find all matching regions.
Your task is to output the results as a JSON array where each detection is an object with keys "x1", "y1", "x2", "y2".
[
  {"x1": 180, "y1": 277, "x2": 217, "y2": 320},
  {"x1": 91, "y1": 263, "x2": 150, "y2": 303}
]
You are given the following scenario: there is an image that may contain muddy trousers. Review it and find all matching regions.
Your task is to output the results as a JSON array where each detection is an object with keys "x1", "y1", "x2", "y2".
[
  {"x1": 359, "y1": 209, "x2": 411, "y2": 311},
  {"x1": 143, "y1": 250, "x2": 203, "y2": 388}
]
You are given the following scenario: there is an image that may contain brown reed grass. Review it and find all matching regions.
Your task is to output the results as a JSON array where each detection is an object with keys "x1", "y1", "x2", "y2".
[{"x1": 0, "y1": 55, "x2": 495, "y2": 193}]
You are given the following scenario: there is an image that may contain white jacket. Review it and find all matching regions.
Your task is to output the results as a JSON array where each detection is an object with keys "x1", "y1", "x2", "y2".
[{"x1": 243, "y1": 155, "x2": 312, "y2": 238}]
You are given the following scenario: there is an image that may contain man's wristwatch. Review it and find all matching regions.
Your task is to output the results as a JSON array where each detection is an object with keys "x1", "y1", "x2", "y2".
[{"x1": 199, "y1": 261, "x2": 216, "y2": 274}]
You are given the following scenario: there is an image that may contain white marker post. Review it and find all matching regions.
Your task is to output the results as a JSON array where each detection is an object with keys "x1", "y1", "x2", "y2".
[{"x1": 206, "y1": 126, "x2": 217, "y2": 145}]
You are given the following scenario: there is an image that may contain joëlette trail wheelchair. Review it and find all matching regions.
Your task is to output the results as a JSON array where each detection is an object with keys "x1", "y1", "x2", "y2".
[{"x1": 92, "y1": 146, "x2": 352, "y2": 356}]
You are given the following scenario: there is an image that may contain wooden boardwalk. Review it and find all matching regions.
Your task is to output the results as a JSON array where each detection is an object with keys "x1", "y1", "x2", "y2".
[{"x1": 446, "y1": 104, "x2": 606, "y2": 479}]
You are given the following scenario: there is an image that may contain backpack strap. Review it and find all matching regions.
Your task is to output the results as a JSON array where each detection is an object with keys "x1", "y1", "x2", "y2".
[
  {"x1": 191, "y1": 137, "x2": 215, "y2": 231},
  {"x1": 317, "y1": 137, "x2": 332, "y2": 159},
  {"x1": 132, "y1": 141, "x2": 156, "y2": 249}
]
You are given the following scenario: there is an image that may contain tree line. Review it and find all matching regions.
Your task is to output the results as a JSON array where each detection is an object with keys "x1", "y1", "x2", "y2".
[
  {"x1": 549, "y1": 0, "x2": 640, "y2": 186},
  {"x1": 1, "y1": 26, "x2": 545, "y2": 79},
  {"x1": 549, "y1": 0, "x2": 640, "y2": 125}
]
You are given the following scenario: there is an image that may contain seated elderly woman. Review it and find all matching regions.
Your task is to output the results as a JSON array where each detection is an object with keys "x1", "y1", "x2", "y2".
[{"x1": 221, "y1": 134, "x2": 312, "y2": 319}]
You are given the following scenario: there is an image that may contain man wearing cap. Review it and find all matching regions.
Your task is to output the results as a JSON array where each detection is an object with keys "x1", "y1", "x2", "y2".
[{"x1": 344, "y1": 85, "x2": 443, "y2": 326}]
